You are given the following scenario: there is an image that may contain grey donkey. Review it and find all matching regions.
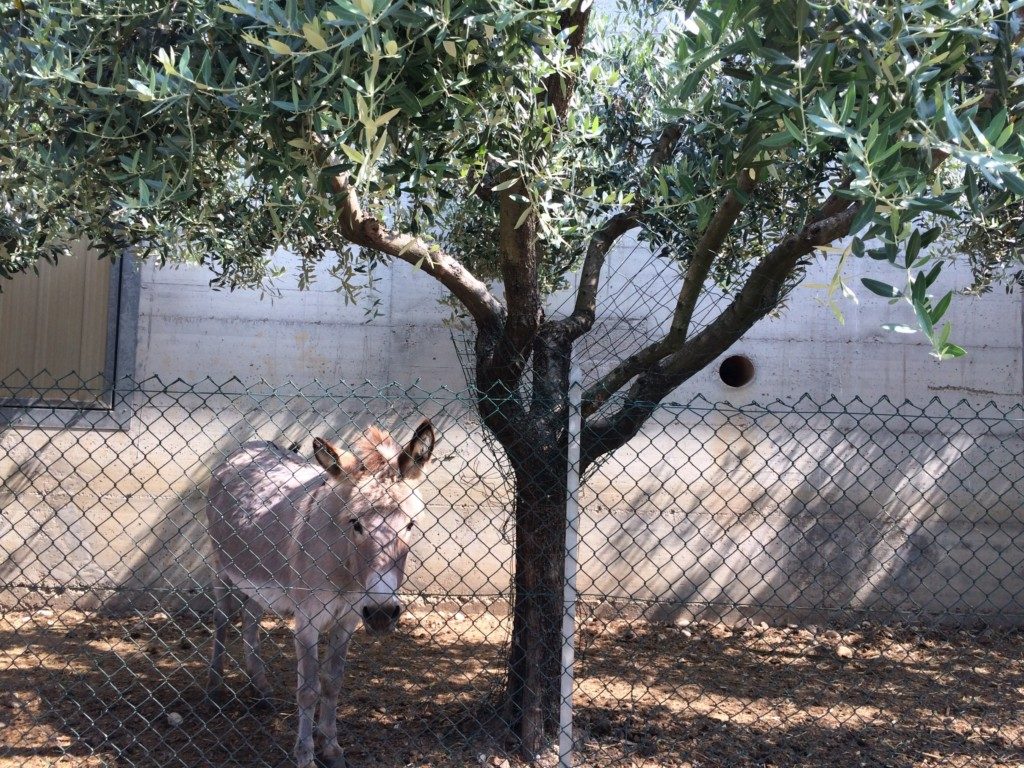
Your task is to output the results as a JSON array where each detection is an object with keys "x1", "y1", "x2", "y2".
[{"x1": 205, "y1": 420, "x2": 435, "y2": 768}]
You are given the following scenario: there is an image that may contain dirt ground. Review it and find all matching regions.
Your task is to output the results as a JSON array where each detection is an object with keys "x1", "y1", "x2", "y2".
[{"x1": 1, "y1": 604, "x2": 1022, "y2": 768}]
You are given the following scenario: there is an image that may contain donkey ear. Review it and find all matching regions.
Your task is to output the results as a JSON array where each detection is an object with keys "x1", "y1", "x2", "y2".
[
  {"x1": 313, "y1": 437, "x2": 343, "y2": 478},
  {"x1": 399, "y1": 420, "x2": 435, "y2": 479}
]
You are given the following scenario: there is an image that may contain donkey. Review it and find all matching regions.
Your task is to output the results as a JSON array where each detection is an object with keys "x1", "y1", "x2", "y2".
[{"x1": 205, "y1": 420, "x2": 435, "y2": 768}]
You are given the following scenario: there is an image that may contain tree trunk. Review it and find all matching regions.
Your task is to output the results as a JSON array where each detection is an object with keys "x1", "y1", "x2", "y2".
[
  {"x1": 475, "y1": 320, "x2": 573, "y2": 757},
  {"x1": 493, "y1": 327, "x2": 573, "y2": 757},
  {"x1": 504, "y1": 462, "x2": 567, "y2": 757}
]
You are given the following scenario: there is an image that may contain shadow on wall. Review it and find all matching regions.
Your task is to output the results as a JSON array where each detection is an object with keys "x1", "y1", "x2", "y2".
[
  {"x1": 0, "y1": 378, "x2": 471, "y2": 616},
  {"x1": 584, "y1": 399, "x2": 1024, "y2": 627},
  {"x1": 2, "y1": 381, "x2": 1023, "y2": 627}
]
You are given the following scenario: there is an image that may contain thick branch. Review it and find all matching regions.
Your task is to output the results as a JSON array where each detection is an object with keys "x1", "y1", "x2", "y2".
[
  {"x1": 557, "y1": 212, "x2": 638, "y2": 340},
  {"x1": 808, "y1": 174, "x2": 853, "y2": 224},
  {"x1": 581, "y1": 202, "x2": 862, "y2": 468},
  {"x1": 672, "y1": 169, "x2": 758, "y2": 342},
  {"x1": 490, "y1": 178, "x2": 543, "y2": 388},
  {"x1": 582, "y1": 169, "x2": 757, "y2": 415},
  {"x1": 542, "y1": 2, "x2": 593, "y2": 118},
  {"x1": 649, "y1": 121, "x2": 684, "y2": 167},
  {"x1": 331, "y1": 177, "x2": 504, "y2": 329},
  {"x1": 557, "y1": 121, "x2": 697, "y2": 343}
]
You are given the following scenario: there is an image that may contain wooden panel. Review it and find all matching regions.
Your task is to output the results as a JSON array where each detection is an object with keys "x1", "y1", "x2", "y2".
[{"x1": 0, "y1": 243, "x2": 112, "y2": 403}]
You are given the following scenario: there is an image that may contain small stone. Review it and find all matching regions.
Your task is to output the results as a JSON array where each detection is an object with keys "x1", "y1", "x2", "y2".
[
  {"x1": 453, "y1": 612, "x2": 467, "y2": 621},
  {"x1": 166, "y1": 712, "x2": 183, "y2": 727},
  {"x1": 34, "y1": 609, "x2": 54, "y2": 618},
  {"x1": 836, "y1": 644, "x2": 855, "y2": 660}
]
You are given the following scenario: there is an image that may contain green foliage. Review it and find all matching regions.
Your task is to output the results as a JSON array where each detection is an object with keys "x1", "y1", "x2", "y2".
[
  {"x1": 1, "y1": 0, "x2": 576, "y2": 286},
  {"x1": 2, "y1": 0, "x2": 1023, "y2": 344}
]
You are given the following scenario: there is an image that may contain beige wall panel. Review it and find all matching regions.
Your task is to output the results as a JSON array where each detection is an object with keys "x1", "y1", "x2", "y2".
[{"x1": 0, "y1": 243, "x2": 111, "y2": 401}]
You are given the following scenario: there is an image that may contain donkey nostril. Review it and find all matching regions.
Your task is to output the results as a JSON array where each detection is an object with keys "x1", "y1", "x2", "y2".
[
  {"x1": 361, "y1": 606, "x2": 371, "y2": 620},
  {"x1": 389, "y1": 605, "x2": 401, "y2": 620}
]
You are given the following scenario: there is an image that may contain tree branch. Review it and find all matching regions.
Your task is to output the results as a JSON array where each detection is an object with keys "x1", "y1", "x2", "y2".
[
  {"x1": 554, "y1": 120, "x2": 699, "y2": 344},
  {"x1": 557, "y1": 212, "x2": 638, "y2": 340},
  {"x1": 649, "y1": 121, "x2": 683, "y2": 168},
  {"x1": 542, "y1": 1, "x2": 593, "y2": 118},
  {"x1": 331, "y1": 177, "x2": 504, "y2": 329},
  {"x1": 582, "y1": 169, "x2": 757, "y2": 416},
  {"x1": 480, "y1": 2, "x2": 594, "y2": 389},
  {"x1": 581, "y1": 201, "x2": 862, "y2": 468}
]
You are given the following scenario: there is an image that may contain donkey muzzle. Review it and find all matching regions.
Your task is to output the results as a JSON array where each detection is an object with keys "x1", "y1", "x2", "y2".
[{"x1": 362, "y1": 604, "x2": 401, "y2": 633}]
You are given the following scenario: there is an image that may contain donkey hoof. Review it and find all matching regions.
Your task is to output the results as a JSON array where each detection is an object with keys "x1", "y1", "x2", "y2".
[
  {"x1": 318, "y1": 753, "x2": 346, "y2": 768},
  {"x1": 294, "y1": 745, "x2": 316, "y2": 768}
]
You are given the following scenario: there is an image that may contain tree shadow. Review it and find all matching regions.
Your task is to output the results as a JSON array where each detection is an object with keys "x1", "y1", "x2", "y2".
[
  {"x1": 4, "y1": 609, "x2": 1021, "y2": 767},
  {"x1": 2, "y1": 382, "x2": 1023, "y2": 767},
  {"x1": 573, "y1": 620, "x2": 1024, "y2": 767},
  {"x1": 0, "y1": 610, "x2": 516, "y2": 768}
]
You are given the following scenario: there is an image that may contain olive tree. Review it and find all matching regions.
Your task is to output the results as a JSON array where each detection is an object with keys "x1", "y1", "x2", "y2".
[{"x1": 3, "y1": 0, "x2": 1024, "y2": 756}]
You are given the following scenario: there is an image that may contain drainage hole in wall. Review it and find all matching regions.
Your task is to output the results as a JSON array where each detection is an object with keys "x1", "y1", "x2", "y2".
[{"x1": 719, "y1": 355, "x2": 755, "y2": 388}]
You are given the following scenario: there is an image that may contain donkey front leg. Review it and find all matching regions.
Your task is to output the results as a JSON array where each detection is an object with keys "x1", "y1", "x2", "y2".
[
  {"x1": 293, "y1": 621, "x2": 321, "y2": 768},
  {"x1": 207, "y1": 577, "x2": 233, "y2": 706},
  {"x1": 316, "y1": 617, "x2": 357, "y2": 768}
]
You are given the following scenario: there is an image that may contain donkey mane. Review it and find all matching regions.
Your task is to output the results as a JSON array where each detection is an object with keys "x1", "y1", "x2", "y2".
[{"x1": 350, "y1": 426, "x2": 404, "y2": 476}]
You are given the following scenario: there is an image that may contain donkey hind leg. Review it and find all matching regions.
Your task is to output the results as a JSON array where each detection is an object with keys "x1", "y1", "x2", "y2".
[
  {"x1": 207, "y1": 577, "x2": 235, "y2": 705},
  {"x1": 293, "y1": 620, "x2": 321, "y2": 768},
  {"x1": 240, "y1": 595, "x2": 273, "y2": 703},
  {"x1": 316, "y1": 617, "x2": 357, "y2": 768}
]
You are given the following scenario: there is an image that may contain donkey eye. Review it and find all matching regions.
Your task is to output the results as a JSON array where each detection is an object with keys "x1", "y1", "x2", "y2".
[
  {"x1": 349, "y1": 518, "x2": 364, "y2": 534},
  {"x1": 406, "y1": 521, "x2": 415, "y2": 532}
]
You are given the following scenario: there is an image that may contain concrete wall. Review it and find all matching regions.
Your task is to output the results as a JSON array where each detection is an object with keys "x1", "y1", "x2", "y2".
[
  {"x1": 2, "y1": 237, "x2": 1023, "y2": 623},
  {"x1": 135, "y1": 237, "x2": 1024, "y2": 408}
]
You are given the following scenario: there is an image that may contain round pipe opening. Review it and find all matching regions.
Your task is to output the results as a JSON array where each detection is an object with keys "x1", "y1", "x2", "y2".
[{"x1": 719, "y1": 355, "x2": 755, "y2": 388}]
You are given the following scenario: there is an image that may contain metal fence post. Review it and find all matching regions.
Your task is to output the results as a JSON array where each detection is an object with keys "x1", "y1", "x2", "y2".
[{"x1": 558, "y1": 366, "x2": 583, "y2": 768}]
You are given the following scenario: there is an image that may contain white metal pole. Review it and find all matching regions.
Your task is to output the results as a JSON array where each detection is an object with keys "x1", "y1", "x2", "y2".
[{"x1": 558, "y1": 366, "x2": 583, "y2": 768}]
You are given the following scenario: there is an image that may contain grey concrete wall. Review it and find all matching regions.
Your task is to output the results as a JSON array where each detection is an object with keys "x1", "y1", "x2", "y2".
[
  {"x1": 134, "y1": 237, "x2": 1023, "y2": 409},
  {"x1": 2, "y1": 390, "x2": 1022, "y2": 623},
  {"x1": 2, "y1": 238, "x2": 1023, "y2": 624}
]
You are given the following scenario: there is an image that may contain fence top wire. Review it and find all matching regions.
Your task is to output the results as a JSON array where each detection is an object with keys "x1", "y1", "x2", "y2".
[{"x1": 1, "y1": 371, "x2": 1022, "y2": 427}]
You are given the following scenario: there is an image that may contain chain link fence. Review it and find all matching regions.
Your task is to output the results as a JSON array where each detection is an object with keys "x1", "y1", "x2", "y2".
[{"x1": 1, "y1": 373, "x2": 1023, "y2": 767}]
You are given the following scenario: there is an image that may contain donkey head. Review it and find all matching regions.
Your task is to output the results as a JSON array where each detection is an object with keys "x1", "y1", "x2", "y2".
[{"x1": 313, "y1": 420, "x2": 435, "y2": 634}]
